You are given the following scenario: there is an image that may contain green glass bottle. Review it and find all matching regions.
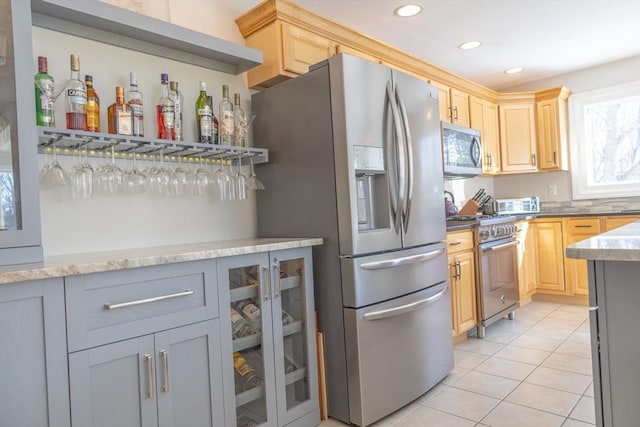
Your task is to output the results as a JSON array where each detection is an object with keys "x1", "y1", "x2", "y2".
[
  {"x1": 34, "y1": 56, "x2": 55, "y2": 126},
  {"x1": 196, "y1": 81, "x2": 212, "y2": 143}
]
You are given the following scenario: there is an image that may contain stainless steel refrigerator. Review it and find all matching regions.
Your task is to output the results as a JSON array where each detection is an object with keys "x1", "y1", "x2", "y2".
[{"x1": 253, "y1": 54, "x2": 453, "y2": 426}]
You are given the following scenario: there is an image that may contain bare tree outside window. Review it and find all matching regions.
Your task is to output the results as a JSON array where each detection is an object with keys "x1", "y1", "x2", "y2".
[{"x1": 0, "y1": 172, "x2": 15, "y2": 229}]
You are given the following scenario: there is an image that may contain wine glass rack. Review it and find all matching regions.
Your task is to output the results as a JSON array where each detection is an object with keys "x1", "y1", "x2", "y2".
[{"x1": 37, "y1": 126, "x2": 269, "y2": 165}]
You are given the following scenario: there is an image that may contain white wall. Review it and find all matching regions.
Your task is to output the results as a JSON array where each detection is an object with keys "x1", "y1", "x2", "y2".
[{"x1": 33, "y1": 2, "x2": 257, "y2": 256}]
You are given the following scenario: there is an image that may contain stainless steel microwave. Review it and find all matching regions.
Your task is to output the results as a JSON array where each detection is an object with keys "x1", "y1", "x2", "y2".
[{"x1": 442, "y1": 122, "x2": 482, "y2": 178}]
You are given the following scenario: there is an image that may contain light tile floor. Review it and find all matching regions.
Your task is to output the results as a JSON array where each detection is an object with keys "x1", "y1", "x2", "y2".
[{"x1": 319, "y1": 301, "x2": 596, "y2": 427}]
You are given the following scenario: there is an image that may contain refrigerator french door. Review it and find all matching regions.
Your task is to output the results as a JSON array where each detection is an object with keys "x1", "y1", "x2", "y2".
[{"x1": 254, "y1": 54, "x2": 451, "y2": 426}]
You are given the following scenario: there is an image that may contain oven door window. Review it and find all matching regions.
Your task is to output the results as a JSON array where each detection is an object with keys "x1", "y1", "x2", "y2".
[{"x1": 480, "y1": 239, "x2": 519, "y2": 313}]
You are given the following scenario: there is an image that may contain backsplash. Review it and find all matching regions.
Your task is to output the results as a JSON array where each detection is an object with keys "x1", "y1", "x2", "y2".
[{"x1": 541, "y1": 196, "x2": 640, "y2": 214}]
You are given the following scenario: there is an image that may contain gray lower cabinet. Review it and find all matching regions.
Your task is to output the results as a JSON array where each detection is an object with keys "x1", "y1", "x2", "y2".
[
  {"x1": 218, "y1": 248, "x2": 320, "y2": 427},
  {"x1": 68, "y1": 320, "x2": 224, "y2": 427},
  {"x1": 0, "y1": 278, "x2": 70, "y2": 427}
]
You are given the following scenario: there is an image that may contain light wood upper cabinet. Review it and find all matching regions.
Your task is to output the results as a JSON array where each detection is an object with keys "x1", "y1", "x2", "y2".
[
  {"x1": 532, "y1": 220, "x2": 565, "y2": 293},
  {"x1": 536, "y1": 87, "x2": 570, "y2": 171},
  {"x1": 432, "y1": 81, "x2": 470, "y2": 126},
  {"x1": 498, "y1": 97, "x2": 538, "y2": 173},
  {"x1": 336, "y1": 44, "x2": 380, "y2": 64},
  {"x1": 281, "y1": 23, "x2": 337, "y2": 74},
  {"x1": 470, "y1": 96, "x2": 501, "y2": 174}
]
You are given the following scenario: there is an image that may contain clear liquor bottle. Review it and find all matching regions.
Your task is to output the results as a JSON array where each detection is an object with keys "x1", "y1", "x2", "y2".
[
  {"x1": 233, "y1": 93, "x2": 246, "y2": 147},
  {"x1": 234, "y1": 298, "x2": 261, "y2": 330},
  {"x1": 107, "y1": 86, "x2": 133, "y2": 135},
  {"x1": 126, "y1": 72, "x2": 144, "y2": 137},
  {"x1": 208, "y1": 96, "x2": 219, "y2": 144},
  {"x1": 34, "y1": 56, "x2": 55, "y2": 127},
  {"x1": 230, "y1": 307, "x2": 258, "y2": 338},
  {"x1": 169, "y1": 81, "x2": 183, "y2": 141},
  {"x1": 196, "y1": 81, "x2": 212, "y2": 143},
  {"x1": 155, "y1": 73, "x2": 175, "y2": 140},
  {"x1": 219, "y1": 84, "x2": 234, "y2": 145},
  {"x1": 233, "y1": 352, "x2": 262, "y2": 393},
  {"x1": 65, "y1": 54, "x2": 87, "y2": 130},
  {"x1": 85, "y1": 75, "x2": 100, "y2": 132}
]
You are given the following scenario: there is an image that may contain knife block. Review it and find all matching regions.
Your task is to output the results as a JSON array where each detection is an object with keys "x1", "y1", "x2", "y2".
[{"x1": 458, "y1": 199, "x2": 481, "y2": 216}]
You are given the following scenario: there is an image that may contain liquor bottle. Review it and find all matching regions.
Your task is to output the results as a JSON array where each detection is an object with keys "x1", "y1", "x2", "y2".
[
  {"x1": 65, "y1": 54, "x2": 87, "y2": 130},
  {"x1": 219, "y1": 84, "x2": 234, "y2": 145},
  {"x1": 126, "y1": 72, "x2": 144, "y2": 137},
  {"x1": 281, "y1": 308, "x2": 296, "y2": 325},
  {"x1": 195, "y1": 81, "x2": 212, "y2": 143},
  {"x1": 169, "y1": 81, "x2": 183, "y2": 141},
  {"x1": 107, "y1": 86, "x2": 133, "y2": 135},
  {"x1": 233, "y1": 352, "x2": 262, "y2": 393},
  {"x1": 233, "y1": 93, "x2": 247, "y2": 147},
  {"x1": 230, "y1": 307, "x2": 258, "y2": 338},
  {"x1": 208, "y1": 96, "x2": 219, "y2": 144},
  {"x1": 235, "y1": 299, "x2": 261, "y2": 330},
  {"x1": 85, "y1": 75, "x2": 100, "y2": 132},
  {"x1": 34, "y1": 56, "x2": 55, "y2": 127},
  {"x1": 155, "y1": 73, "x2": 175, "y2": 140}
]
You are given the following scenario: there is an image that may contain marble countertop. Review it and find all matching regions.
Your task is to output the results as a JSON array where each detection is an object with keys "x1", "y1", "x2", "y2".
[
  {"x1": 0, "y1": 237, "x2": 323, "y2": 285},
  {"x1": 566, "y1": 221, "x2": 640, "y2": 261}
]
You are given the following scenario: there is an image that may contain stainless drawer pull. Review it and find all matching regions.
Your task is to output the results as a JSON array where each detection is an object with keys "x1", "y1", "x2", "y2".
[
  {"x1": 103, "y1": 289, "x2": 194, "y2": 310},
  {"x1": 145, "y1": 354, "x2": 154, "y2": 398},
  {"x1": 360, "y1": 249, "x2": 444, "y2": 270}
]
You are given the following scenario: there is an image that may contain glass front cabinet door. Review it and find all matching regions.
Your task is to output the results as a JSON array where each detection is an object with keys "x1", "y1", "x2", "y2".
[
  {"x1": 218, "y1": 248, "x2": 319, "y2": 427},
  {"x1": 0, "y1": 0, "x2": 43, "y2": 265}
]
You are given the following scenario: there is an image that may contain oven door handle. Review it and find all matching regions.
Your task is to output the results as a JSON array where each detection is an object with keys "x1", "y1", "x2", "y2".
[
  {"x1": 481, "y1": 240, "x2": 518, "y2": 252},
  {"x1": 363, "y1": 286, "x2": 449, "y2": 321},
  {"x1": 359, "y1": 248, "x2": 445, "y2": 270}
]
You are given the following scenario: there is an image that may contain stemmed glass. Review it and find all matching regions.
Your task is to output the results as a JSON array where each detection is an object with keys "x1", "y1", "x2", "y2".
[
  {"x1": 195, "y1": 154, "x2": 214, "y2": 196},
  {"x1": 171, "y1": 154, "x2": 188, "y2": 196},
  {"x1": 124, "y1": 150, "x2": 146, "y2": 193},
  {"x1": 105, "y1": 144, "x2": 124, "y2": 194},
  {"x1": 235, "y1": 155, "x2": 247, "y2": 200},
  {"x1": 70, "y1": 143, "x2": 94, "y2": 199},
  {"x1": 39, "y1": 137, "x2": 70, "y2": 189},
  {"x1": 215, "y1": 151, "x2": 232, "y2": 201},
  {"x1": 156, "y1": 148, "x2": 172, "y2": 195},
  {"x1": 246, "y1": 156, "x2": 265, "y2": 190}
]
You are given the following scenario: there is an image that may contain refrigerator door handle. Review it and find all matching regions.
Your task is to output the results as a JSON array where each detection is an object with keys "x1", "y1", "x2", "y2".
[
  {"x1": 359, "y1": 248, "x2": 445, "y2": 270},
  {"x1": 386, "y1": 81, "x2": 406, "y2": 234},
  {"x1": 394, "y1": 85, "x2": 413, "y2": 233},
  {"x1": 363, "y1": 285, "x2": 448, "y2": 321}
]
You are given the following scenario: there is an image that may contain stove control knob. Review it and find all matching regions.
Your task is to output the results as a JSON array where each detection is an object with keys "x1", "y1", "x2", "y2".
[{"x1": 479, "y1": 230, "x2": 491, "y2": 239}]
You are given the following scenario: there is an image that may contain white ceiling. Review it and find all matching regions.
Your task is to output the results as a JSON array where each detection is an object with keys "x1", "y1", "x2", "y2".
[{"x1": 230, "y1": 0, "x2": 640, "y2": 91}]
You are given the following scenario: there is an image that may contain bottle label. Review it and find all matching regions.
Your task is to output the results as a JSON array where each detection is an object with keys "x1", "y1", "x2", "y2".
[
  {"x1": 221, "y1": 111, "x2": 234, "y2": 136},
  {"x1": 200, "y1": 116, "x2": 212, "y2": 137},
  {"x1": 130, "y1": 103, "x2": 143, "y2": 118},
  {"x1": 161, "y1": 105, "x2": 175, "y2": 128},
  {"x1": 230, "y1": 308, "x2": 244, "y2": 324},
  {"x1": 241, "y1": 303, "x2": 261, "y2": 322},
  {"x1": 117, "y1": 110, "x2": 133, "y2": 135},
  {"x1": 67, "y1": 88, "x2": 87, "y2": 105},
  {"x1": 233, "y1": 352, "x2": 254, "y2": 377}
]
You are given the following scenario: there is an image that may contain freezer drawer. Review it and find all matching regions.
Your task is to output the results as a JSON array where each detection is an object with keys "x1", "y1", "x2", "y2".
[
  {"x1": 343, "y1": 282, "x2": 453, "y2": 426},
  {"x1": 341, "y1": 242, "x2": 447, "y2": 308}
]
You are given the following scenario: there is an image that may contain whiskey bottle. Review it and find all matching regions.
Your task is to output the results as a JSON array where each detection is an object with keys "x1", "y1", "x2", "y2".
[
  {"x1": 219, "y1": 84, "x2": 234, "y2": 145},
  {"x1": 207, "y1": 95, "x2": 219, "y2": 144},
  {"x1": 233, "y1": 352, "x2": 262, "y2": 393},
  {"x1": 155, "y1": 73, "x2": 175, "y2": 140},
  {"x1": 65, "y1": 54, "x2": 87, "y2": 130},
  {"x1": 34, "y1": 56, "x2": 55, "y2": 127},
  {"x1": 85, "y1": 75, "x2": 100, "y2": 132},
  {"x1": 234, "y1": 299, "x2": 261, "y2": 330},
  {"x1": 230, "y1": 307, "x2": 258, "y2": 338},
  {"x1": 126, "y1": 72, "x2": 144, "y2": 137},
  {"x1": 169, "y1": 81, "x2": 183, "y2": 141},
  {"x1": 233, "y1": 93, "x2": 246, "y2": 147},
  {"x1": 195, "y1": 81, "x2": 212, "y2": 143},
  {"x1": 107, "y1": 86, "x2": 133, "y2": 135}
]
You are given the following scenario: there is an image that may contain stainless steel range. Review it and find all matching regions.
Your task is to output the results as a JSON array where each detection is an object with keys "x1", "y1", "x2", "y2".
[{"x1": 476, "y1": 215, "x2": 519, "y2": 338}]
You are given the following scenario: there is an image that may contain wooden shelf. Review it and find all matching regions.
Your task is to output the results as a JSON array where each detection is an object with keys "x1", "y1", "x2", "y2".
[{"x1": 31, "y1": 0, "x2": 262, "y2": 75}]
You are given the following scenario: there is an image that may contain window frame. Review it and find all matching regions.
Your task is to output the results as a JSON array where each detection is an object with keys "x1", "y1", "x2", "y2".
[{"x1": 569, "y1": 80, "x2": 640, "y2": 200}]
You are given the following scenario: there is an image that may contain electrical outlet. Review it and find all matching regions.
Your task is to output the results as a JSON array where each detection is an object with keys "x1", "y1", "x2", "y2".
[{"x1": 548, "y1": 184, "x2": 558, "y2": 196}]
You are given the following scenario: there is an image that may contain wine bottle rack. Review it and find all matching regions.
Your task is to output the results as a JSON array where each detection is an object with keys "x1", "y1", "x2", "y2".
[{"x1": 37, "y1": 127, "x2": 268, "y2": 165}]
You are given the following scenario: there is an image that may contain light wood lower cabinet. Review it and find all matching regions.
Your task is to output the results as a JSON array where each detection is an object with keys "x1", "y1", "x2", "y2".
[
  {"x1": 532, "y1": 220, "x2": 566, "y2": 293},
  {"x1": 447, "y1": 230, "x2": 477, "y2": 336},
  {"x1": 564, "y1": 217, "x2": 601, "y2": 296},
  {"x1": 0, "y1": 279, "x2": 70, "y2": 427},
  {"x1": 604, "y1": 215, "x2": 640, "y2": 231},
  {"x1": 516, "y1": 220, "x2": 537, "y2": 301}
]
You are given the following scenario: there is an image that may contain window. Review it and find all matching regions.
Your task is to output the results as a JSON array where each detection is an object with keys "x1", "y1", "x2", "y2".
[{"x1": 569, "y1": 81, "x2": 640, "y2": 199}]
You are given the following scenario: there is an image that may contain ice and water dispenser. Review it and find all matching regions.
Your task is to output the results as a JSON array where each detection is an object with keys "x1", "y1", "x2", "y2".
[{"x1": 353, "y1": 145, "x2": 390, "y2": 231}]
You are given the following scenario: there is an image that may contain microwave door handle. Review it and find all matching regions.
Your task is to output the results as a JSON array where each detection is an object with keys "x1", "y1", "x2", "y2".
[
  {"x1": 395, "y1": 85, "x2": 413, "y2": 233},
  {"x1": 386, "y1": 81, "x2": 405, "y2": 234},
  {"x1": 471, "y1": 136, "x2": 482, "y2": 167}
]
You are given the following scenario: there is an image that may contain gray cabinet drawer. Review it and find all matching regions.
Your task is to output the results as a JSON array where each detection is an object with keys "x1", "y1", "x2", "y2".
[{"x1": 66, "y1": 260, "x2": 218, "y2": 352}]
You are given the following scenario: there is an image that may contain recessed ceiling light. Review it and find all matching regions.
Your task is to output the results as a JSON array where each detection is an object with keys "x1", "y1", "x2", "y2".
[
  {"x1": 458, "y1": 41, "x2": 481, "y2": 50},
  {"x1": 394, "y1": 4, "x2": 422, "y2": 17},
  {"x1": 504, "y1": 67, "x2": 524, "y2": 74}
]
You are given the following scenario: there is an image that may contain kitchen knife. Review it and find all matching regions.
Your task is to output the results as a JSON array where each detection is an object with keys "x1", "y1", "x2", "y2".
[
  {"x1": 472, "y1": 189, "x2": 485, "y2": 202},
  {"x1": 480, "y1": 195, "x2": 492, "y2": 206}
]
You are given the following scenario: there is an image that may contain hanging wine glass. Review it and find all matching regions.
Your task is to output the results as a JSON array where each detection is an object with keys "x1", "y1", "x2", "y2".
[{"x1": 246, "y1": 155, "x2": 265, "y2": 191}]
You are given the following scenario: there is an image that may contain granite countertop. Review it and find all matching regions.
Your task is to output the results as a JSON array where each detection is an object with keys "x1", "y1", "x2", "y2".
[
  {"x1": 566, "y1": 221, "x2": 640, "y2": 261},
  {"x1": 0, "y1": 237, "x2": 323, "y2": 285}
]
